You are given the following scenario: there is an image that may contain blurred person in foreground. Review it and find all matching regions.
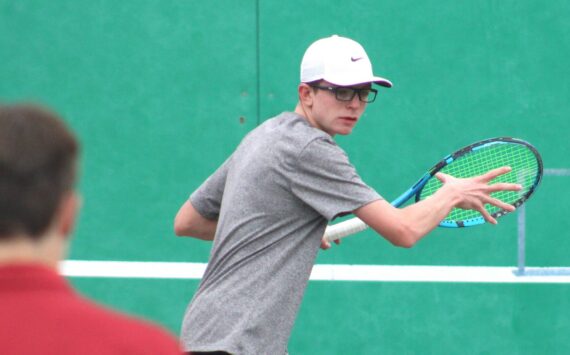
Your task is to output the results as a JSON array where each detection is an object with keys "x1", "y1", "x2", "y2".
[{"x1": 0, "y1": 103, "x2": 182, "y2": 355}]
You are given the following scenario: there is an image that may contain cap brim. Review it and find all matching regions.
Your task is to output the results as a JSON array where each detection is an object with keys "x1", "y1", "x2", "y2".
[
  {"x1": 324, "y1": 76, "x2": 393, "y2": 88},
  {"x1": 373, "y1": 77, "x2": 393, "y2": 88}
]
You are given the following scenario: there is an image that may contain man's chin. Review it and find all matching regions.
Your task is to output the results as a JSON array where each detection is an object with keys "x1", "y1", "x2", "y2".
[{"x1": 336, "y1": 127, "x2": 355, "y2": 136}]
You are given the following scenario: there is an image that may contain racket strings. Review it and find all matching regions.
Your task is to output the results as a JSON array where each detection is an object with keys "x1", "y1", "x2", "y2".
[{"x1": 419, "y1": 142, "x2": 539, "y2": 222}]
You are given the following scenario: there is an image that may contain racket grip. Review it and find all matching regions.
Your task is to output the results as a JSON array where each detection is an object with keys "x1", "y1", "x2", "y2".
[{"x1": 324, "y1": 217, "x2": 369, "y2": 242}]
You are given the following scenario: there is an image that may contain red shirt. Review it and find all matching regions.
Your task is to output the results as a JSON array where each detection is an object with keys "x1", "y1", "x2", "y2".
[{"x1": 0, "y1": 264, "x2": 182, "y2": 355}]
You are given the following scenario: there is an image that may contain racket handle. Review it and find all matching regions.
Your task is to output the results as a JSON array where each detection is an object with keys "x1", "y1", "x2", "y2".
[{"x1": 324, "y1": 217, "x2": 369, "y2": 242}]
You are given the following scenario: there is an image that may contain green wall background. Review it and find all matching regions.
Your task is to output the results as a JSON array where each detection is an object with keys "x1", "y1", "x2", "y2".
[{"x1": 1, "y1": 1, "x2": 569, "y2": 353}]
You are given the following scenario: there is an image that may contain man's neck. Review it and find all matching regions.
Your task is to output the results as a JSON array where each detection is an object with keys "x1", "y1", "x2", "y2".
[
  {"x1": 294, "y1": 102, "x2": 319, "y2": 129},
  {"x1": 0, "y1": 233, "x2": 65, "y2": 269}
]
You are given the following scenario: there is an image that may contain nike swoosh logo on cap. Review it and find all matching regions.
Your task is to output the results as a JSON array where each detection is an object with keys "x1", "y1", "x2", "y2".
[{"x1": 351, "y1": 57, "x2": 363, "y2": 62}]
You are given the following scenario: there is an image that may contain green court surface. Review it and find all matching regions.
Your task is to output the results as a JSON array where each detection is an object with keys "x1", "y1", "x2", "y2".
[{"x1": 2, "y1": 1, "x2": 570, "y2": 353}]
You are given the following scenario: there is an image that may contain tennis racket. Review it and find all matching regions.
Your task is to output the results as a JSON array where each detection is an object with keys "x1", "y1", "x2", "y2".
[{"x1": 324, "y1": 137, "x2": 543, "y2": 242}]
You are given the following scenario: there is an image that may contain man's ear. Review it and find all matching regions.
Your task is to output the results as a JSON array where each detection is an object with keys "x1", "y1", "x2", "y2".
[
  {"x1": 298, "y1": 83, "x2": 314, "y2": 108},
  {"x1": 57, "y1": 192, "x2": 81, "y2": 239}
]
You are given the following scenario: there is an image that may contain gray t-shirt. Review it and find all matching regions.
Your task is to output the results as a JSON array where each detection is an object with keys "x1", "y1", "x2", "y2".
[{"x1": 181, "y1": 112, "x2": 381, "y2": 354}]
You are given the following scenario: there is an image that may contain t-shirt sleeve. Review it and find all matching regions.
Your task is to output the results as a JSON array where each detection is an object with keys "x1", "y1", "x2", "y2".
[
  {"x1": 189, "y1": 156, "x2": 232, "y2": 220},
  {"x1": 290, "y1": 137, "x2": 382, "y2": 221}
]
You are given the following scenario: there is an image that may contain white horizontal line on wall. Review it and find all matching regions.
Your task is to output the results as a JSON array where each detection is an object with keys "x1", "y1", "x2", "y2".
[
  {"x1": 59, "y1": 260, "x2": 570, "y2": 284},
  {"x1": 544, "y1": 168, "x2": 570, "y2": 176}
]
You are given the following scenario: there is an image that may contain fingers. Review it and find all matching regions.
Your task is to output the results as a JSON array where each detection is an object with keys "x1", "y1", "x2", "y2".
[
  {"x1": 477, "y1": 206, "x2": 498, "y2": 225},
  {"x1": 435, "y1": 172, "x2": 448, "y2": 183},
  {"x1": 440, "y1": 166, "x2": 516, "y2": 185},
  {"x1": 482, "y1": 195, "x2": 516, "y2": 212},
  {"x1": 470, "y1": 195, "x2": 516, "y2": 225},
  {"x1": 486, "y1": 182, "x2": 522, "y2": 193},
  {"x1": 320, "y1": 238, "x2": 331, "y2": 250},
  {"x1": 483, "y1": 180, "x2": 521, "y2": 215},
  {"x1": 478, "y1": 166, "x2": 512, "y2": 183},
  {"x1": 474, "y1": 205, "x2": 497, "y2": 224},
  {"x1": 320, "y1": 236, "x2": 341, "y2": 250}
]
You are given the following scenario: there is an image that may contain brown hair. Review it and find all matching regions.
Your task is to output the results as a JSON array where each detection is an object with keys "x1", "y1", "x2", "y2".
[{"x1": 0, "y1": 104, "x2": 79, "y2": 238}]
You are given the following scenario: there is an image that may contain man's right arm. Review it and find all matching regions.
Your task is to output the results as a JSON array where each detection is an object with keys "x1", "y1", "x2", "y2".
[{"x1": 174, "y1": 200, "x2": 217, "y2": 240}]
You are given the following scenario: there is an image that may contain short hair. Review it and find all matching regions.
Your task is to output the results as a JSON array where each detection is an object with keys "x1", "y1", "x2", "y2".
[{"x1": 0, "y1": 104, "x2": 79, "y2": 239}]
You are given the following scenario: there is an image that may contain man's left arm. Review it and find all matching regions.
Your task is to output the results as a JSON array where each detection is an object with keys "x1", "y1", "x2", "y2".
[{"x1": 174, "y1": 200, "x2": 217, "y2": 240}]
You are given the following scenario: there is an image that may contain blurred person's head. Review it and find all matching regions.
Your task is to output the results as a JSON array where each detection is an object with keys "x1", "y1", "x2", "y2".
[{"x1": 0, "y1": 103, "x2": 80, "y2": 266}]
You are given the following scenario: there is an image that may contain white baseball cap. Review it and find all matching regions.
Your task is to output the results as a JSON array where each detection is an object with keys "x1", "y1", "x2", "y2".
[{"x1": 300, "y1": 35, "x2": 392, "y2": 88}]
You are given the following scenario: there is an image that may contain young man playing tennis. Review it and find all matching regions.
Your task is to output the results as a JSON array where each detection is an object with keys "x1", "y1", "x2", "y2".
[
  {"x1": 174, "y1": 35, "x2": 520, "y2": 355},
  {"x1": 0, "y1": 104, "x2": 182, "y2": 354}
]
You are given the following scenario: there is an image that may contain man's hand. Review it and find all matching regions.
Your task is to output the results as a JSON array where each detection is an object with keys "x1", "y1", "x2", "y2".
[
  {"x1": 320, "y1": 236, "x2": 340, "y2": 250},
  {"x1": 435, "y1": 166, "x2": 522, "y2": 225}
]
